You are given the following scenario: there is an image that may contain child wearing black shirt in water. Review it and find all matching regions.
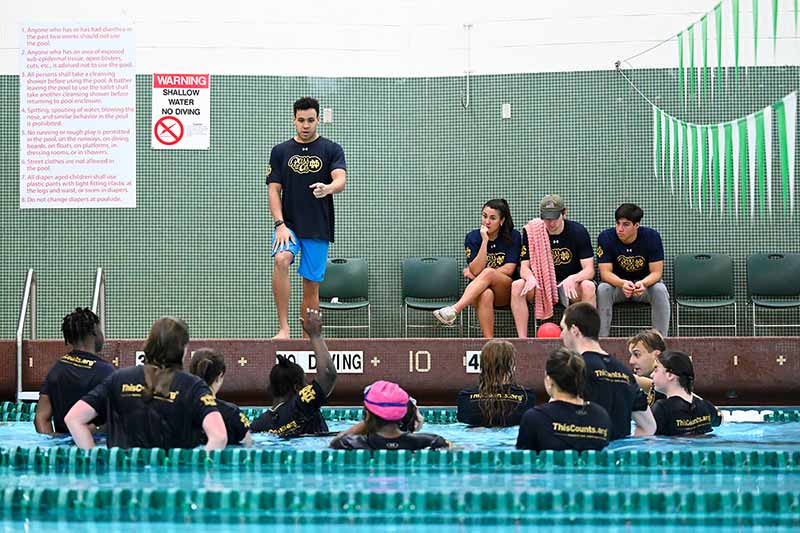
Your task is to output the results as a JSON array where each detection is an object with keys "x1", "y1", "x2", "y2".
[
  {"x1": 250, "y1": 309, "x2": 337, "y2": 437},
  {"x1": 189, "y1": 348, "x2": 252, "y2": 446},
  {"x1": 651, "y1": 350, "x2": 722, "y2": 436},
  {"x1": 330, "y1": 381, "x2": 450, "y2": 450},
  {"x1": 517, "y1": 348, "x2": 611, "y2": 452}
]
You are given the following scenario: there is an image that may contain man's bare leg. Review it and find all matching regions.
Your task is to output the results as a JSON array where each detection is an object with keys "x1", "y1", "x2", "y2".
[
  {"x1": 272, "y1": 252, "x2": 293, "y2": 339},
  {"x1": 301, "y1": 278, "x2": 320, "y2": 339}
]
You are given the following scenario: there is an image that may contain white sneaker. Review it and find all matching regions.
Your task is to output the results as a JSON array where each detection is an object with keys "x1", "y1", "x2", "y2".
[{"x1": 433, "y1": 306, "x2": 458, "y2": 326}]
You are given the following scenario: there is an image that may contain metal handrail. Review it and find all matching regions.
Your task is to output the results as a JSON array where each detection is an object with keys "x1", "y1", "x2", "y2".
[
  {"x1": 16, "y1": 269, "x2": 38, "y2": 401},
  {"x1": 91, "y1": 267, "x2": 106, "y2": 334}
]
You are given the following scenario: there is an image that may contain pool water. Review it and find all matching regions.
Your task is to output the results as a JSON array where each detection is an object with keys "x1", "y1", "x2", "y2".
[{"x1": 0, "y1": 410, "x2": 799, "y2": 532}]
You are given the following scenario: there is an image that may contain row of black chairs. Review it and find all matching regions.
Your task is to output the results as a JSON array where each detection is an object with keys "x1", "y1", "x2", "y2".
[{"x1": 317, "y1": 254, "x2": 800, "y2": 337}]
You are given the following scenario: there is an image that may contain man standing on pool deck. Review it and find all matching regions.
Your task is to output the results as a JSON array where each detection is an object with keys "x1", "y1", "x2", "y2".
[{"x1": 267, "y1": 97, "x2": 347, "y2": 338}]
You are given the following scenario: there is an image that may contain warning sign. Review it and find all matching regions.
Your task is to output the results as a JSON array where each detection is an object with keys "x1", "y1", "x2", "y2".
[{"x1": 151, "y1": 73, "x2": 209, "y2": 150}]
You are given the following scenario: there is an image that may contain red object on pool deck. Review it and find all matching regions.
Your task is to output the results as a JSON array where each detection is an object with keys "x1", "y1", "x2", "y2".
[{"x1": 536, "y1": 322, "x2": 561, "y2": 338}]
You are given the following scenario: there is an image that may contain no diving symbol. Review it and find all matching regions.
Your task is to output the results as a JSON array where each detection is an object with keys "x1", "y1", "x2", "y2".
[{"x1": 154, "y1": 115, "x2": 184, "y2": 145}]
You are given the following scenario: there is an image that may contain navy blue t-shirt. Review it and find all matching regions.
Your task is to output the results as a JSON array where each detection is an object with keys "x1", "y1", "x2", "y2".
[
  {"x1": 250, "y1": 381, "x2": 329, "y2": 437},
  {"x1": 39, "y1": 350, "x2": 115, "y2": 433},
  {"x1": 266, "y1": 136, "x2": 346, "y2": 242},
  {"x1": 520, "y1": 219, "x2": 593, "y2": 282},
  {"x1": 456, "y1": 385, "x2": 536, "y2": 427},
  {"x1": 652, "y1": 396, "x2": 722, "y2": 436},
  {"x1": 516, "y1": 401, "x2": 611, "y2": 452},
  {"x1": 464, "y1": 229, "x2": 521, "y2": 270},
  {"x1": 596, "y1": 226, "x2": 664, "y2": 282},
  {"x1": 581, "y1": 351, "x2": 649, "y2": 441},
  {"x1": 82, "y1": 366, "x2": 220, "y2": 449}
]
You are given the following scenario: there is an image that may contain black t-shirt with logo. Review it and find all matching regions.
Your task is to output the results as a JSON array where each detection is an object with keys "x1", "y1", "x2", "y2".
[
  {"x1": 266, "y1": 136, "x2": 347, "y2": 242},
  {"x1": 520, "y1": 220, "x2": 593, "y2": 282},
  {"x1": 652, "y1": 396, "x2": 722, "y2": 436},
  {"x1": 194, "y1": 398, "x2": 250, "y2": 446},
  {"x1": 39, "y1": 350, "x2": 115, "y2": 433},
  {"x1": 331, "y1": 432, "x2": 450, "y2": 451},
  {"x1": 464, "y1": 229, "x2": 522, "y2": 271},
  {"x1": 250, "y1": 381, "x2": 329, "y2": 437},
  {"x1": 581, "y1": 351, "x2": 649, "y2": 441},
  {"x1": 456, "y1": 385, "x2": 536, "y2": 427},
  {"x1": 516, "y1": 400, "x2": 612, "y2": 451},
  {"x1": 596, "y1": 226, "x2": 664, "y2": 282},
  {"x1": 81, "y1": 366, "x2": 219, "y2": 449}
]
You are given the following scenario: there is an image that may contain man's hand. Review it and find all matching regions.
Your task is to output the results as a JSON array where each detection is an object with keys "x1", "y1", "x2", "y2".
[
  {"x1": 622, "y1": 280, "x2": 637, "y2": 298},
  {"x1": 558, "y1": 275, "x2": 578, "y2": 300},
  {"x1": 309, "y1": 182, "x2": 330, "y2": 198},
  {"x1": 272, "y1": 224, "x2": 296, "y2": 253},
  {"x1": 301, "y1": 308, "x2": 323, "y2": 338},
  {"x1": 632, "y1": 281, "x2": 646, "y2": 297},
  {"x1": 479, "y1": 225, "x2": 489, "y2": 241},
  {"x1": 521, "y1": 275, "x2": 538, "y2": 296}
]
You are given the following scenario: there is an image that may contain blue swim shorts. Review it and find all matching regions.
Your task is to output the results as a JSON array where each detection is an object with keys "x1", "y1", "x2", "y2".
[{"x1": 271, "y1": 227, "x2": 329, "y2": 282}]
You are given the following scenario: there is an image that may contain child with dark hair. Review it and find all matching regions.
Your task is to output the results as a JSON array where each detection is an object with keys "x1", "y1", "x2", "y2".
[
  {"x1": 35, "y1": 308, "x2": 114, "y2": 435},
  {"x1": 434, "y1": 199, "x2": 522, "y2": 338},
  {"x1": 456, "y1": 339, "x2": 535, "y2": 427},
  {"x1": 651, "y1": 351, "x2": 722, "y2": 436},
  {"x1": 516, "y1": 348, "x2": 611, "y2": 451},
  {"x1": 65, "y1": 317, "x2": 227, "y2": 450},
  {"x1": 330, "y1": 381, "x2": 449, "y2": 450},
  {"x1": 189, "y1": 349, "x2": 252, "y2": 446},
  {"x1": 250, "y1": 309, "x2": 337, "y2": 436}
]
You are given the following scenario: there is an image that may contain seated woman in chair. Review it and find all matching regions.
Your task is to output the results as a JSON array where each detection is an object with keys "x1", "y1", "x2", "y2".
[{"x1": 434, "y1": 199, "x2": 521, "y2": 338}]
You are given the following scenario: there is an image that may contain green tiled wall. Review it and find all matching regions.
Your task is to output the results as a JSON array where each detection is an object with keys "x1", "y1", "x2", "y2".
[{"x1": 1, "y1": 68, "x2": 798, "y2": 339}]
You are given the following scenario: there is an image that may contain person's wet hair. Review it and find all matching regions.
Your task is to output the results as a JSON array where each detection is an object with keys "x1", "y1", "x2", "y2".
[
  {"x1": 546, "y1": 347, "x2": 586, "y2": 398},
  {"x1": 141, "y1": 317, "x2": 189, "y2": 402},
  {"x1": 61, "y1": 307, "x2": 100, "y2": 345},
  {"x1": 478, "y1": 339, "x2": 518, "y2": 426},
  {"x1": 627, "y1": 329, "x2": 666, "y2": 352},
  {"x1": 269, "y1": 355, "x2": 306, "y2": 397},
  {"x1": 189, "y1": 348, "x2": 226, "y2": 387},
  {"x1": 658, "y1": 350, "x2": 695, "y2": 394},
  {"x1": 563, "y1": 302, "x2": 601, "y2": 340}
]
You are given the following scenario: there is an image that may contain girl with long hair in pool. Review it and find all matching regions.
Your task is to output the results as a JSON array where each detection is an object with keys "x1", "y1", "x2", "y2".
[
  {"x1": 456, "y1": 339, "x2": 535, "y2": 427},
  {"x1": 434, "y1": 199, "x2": 522, "y2": 338},
  {"x1": 65, "y1": 316, "x2": 227, "y2": 450}
]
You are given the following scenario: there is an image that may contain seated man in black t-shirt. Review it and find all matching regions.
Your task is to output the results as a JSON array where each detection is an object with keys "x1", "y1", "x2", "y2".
[
  {"x1": 330, "y1": 381, "x2": 450, "y2": 450},
  {"x1": 627, "y1": 329, "x2": 667, "y2": 407},
  {"x1": 456, "y1": 339, "x2": 535, "y2": 427},
  {"x1": 35, "y1": 308, "x2": 115, "y2": 435},
  {"x1": 511, "y1": 194, "x2": 596, "y2": 338},
  {"x1": 517, "y1": 348, "x2": 611, "y2": 451},
  {"x1": 250, "y1": 309, "x2": 337, "y2": 437},
  {"x1": 651, "y1": 350, "x2": 722, "y2": 436},
  {"x1": 559, "y1": 302, "x2": 656, "y2": 440}
]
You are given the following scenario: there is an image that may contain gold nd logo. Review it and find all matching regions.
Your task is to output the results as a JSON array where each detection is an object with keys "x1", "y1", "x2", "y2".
[
  {"x1": 299, "y1": 384, "x2": 316, "y2": 403},
  {"x1": 240, "y1": 412, "x2": 251, "y2": 428},
  {"x1": 552, "y1": 247, "x2": 573, "y2": 266},
  {"x1": 465, "y1": 247, "x2": 472, "y2": 259},
  {"x1": 265, "y1": 164, "x2": 272, "y2": 177},
  {"x1": 288, "y1": 155, "x2": 323, "y2": 174},
  {"x1": 596, "y1": 245, "x2": 604, "y2": 258},
  {"x1": 200, "y1": 394, "x2": 217, "y2": 407},
  {"x1": 617, "y1": 255, "x2": 646, "y2": 272}
]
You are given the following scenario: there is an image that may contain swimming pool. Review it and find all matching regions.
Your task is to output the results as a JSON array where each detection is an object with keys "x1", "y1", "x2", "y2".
[{"x1": 1, "y1": 406, "x2": 799, "y2": 532}]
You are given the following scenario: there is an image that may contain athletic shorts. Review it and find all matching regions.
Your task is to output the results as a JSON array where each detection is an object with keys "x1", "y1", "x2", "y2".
[{"x1": 271, "y1": 227, "x2": 329, "y2": 282}]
